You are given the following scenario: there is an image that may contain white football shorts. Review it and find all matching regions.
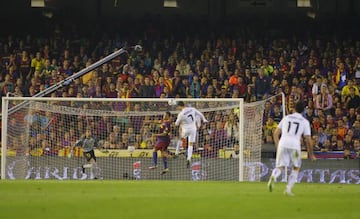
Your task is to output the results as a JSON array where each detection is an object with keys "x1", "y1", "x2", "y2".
[
  {"x1": 181, "y1": 127, "x2": 197, "y2": 143},
  {"x1": 276, "y1": 147, "x2": 302, "y2": 168}
]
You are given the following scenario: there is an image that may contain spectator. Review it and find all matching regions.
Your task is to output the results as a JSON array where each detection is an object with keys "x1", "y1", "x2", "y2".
[
  {"x1": 334, "y1": 62, "x2": 348, "y2": 92},
  {"x1": 40, "y1": 59, "x2": 53, "y2": 79},
  {"x1": 321, "y1": 139, "x2": 332, "y2": 152},
  {"x1": 120, "y1": 133, "x2": 129, "y2": 149},
  {"x1": 312, "y1": 76, "x2": 323, "y2": 100},
  {"x1": 287, "y1": 86, "x2": 302, "y2": 113},
  {"x1": 236, "y1": 77, "x2": 247, "y2": 98},
  {"x1": 29, "y1": 52, "x2": 44, "y2": 79},
  {"x1": 333, "y1": 107, "x2": 344, "y2": 121},
  {"x1": 211, "y1": 121, "x2": 227, "y2": 151},
  {"x1": 57, "y1": 59, "x2": 73, "y2": 78},
  {"x1": 312, "y1": 135, "x2": 321, "y2": 151},
  {"x1": 201, "y1": 134, "x2": 216, "y2": 158},
  {"x1": 230, "y1": 143, "x2": 240, "y2": 159},
  {"x1": 353, "y1": 139, "x2": 360, "y2": 158},
  {"x1": 254, "y1": 68, "x2": 271, "y2": 100},
  {"x1": 229, "y1": 70, "x2": 239, "y2": 86},
  {"x1": 352, "y1": 120, "x2": 360, "y2": 139},
  {"x1": 337, "y1": 119, "x2": 348, "y2": 141},
  {"x1": 138, "y1": 77, "x2": 155, "y2": 97},
  {"x1": 270, "y1": 104, "x2": 283, "y2": 123},
  {"x1": 315, "y1": 85, "x2": 333, "y2": 115},
  {"x1": 341, "y1": 79, "x2": 359, "y2": 102},
  {"x1": 345, "y1": 87, "x2": 360, "y2": 110},
  {"x1": 154, "y1": 77, "x2": 166, "y2": 97},
  {"x1": 224, "y1": 113, "x2": 239, "y2": 146},
  {"x1": 92, "y1": 85, "x2": 105, "y2": 98},
  {"x1": 347, "y1": 108, "x2": 357, "y2": 126},
  {"x1": 343, "y1": 134, "x2": 354, "y2": 159},
  {"x1": 317, "y1": 126, "x2": 328, "y2": 148},
  {"x1": 263, "y1": 117, "x2": 277, "y2": 144},
  {"x1": 104, "y1": 132, "x2": 118, "y2": 149},
  {"x1": 312, "y1": 116, "x2": 321, "y2": 133},
  {"x1": 127, "y1": 127, "x2": 136, "y2": 146},
  {"x1": 19, "y1": 50, "x2": 31, "y2": 79},
  {"x1": 189, "y1": 75, "x2": 201, "y2": 98},
  {"x1": 211, "y1": 78, "x2": 220, "y2": 96},
  {"x1": 0, "y1": 74, "x2": 14, "y2": 96},
  {"x1": 261, "y1": 59, "x2": 274, "y2": 76},
  {"x1": 302, "y1": 107, "x2": 314, "y2": 124}
]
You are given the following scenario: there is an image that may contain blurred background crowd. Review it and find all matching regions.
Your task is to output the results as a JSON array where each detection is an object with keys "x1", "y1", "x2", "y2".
[{"x1": 0, "y1": 0, "x2": 359, "y2": 158}]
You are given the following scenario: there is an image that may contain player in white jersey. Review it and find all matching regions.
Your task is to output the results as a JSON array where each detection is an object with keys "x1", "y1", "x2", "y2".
[
  {"x1": 268, "y1": 102, "x2": 316, "y2": 196},
  {"x1": 175, "y1": 101, "x2": 208, "y2": 168}
]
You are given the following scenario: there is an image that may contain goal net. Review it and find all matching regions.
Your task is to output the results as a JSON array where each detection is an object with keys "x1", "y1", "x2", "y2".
[{"x1": 1, "y1": 96, "x2": 281, "y2": 181}]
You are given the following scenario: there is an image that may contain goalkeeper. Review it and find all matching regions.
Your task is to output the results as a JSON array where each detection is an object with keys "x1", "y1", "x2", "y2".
[{"x1": 74, "y1": 128, "x2": 100, "y2": 179}]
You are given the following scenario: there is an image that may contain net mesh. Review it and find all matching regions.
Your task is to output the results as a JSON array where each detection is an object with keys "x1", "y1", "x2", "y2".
[{"x1": 2, "y1": 98, "x2": 269, "y2": 181}]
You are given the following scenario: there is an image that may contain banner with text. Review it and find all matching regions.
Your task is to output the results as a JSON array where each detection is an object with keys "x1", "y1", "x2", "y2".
[{"x1": 2, "y1": 156, "x2": 359, "y2": 184}]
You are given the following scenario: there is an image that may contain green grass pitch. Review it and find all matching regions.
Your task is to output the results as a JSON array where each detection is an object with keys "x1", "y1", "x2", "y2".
[{"x1": 0, "y1": 181, "x2": 359, "y2": 219}]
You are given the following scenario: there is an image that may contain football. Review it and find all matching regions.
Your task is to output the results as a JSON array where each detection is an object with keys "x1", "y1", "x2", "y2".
[{"x1": 168, "y1": 99, "x2": 177, "y2": 106}]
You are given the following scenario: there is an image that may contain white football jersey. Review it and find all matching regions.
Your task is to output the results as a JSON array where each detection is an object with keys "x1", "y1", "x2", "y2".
[
  {"x1": 175, "y1": 107, "x2": 206, "y2": 129},
  {"x1": 277, "y1": 112, "x2": 311, "y2": 150}
]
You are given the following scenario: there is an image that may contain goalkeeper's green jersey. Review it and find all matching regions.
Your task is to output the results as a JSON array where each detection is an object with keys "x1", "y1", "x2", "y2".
[{"x1": 76, "y1": 137, "x2": 98, "y2": 152}]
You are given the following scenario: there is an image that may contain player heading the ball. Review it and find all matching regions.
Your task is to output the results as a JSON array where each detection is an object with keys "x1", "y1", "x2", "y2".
[{"x1": 175, "y1": 101, "x2": 208, "y2": 168}]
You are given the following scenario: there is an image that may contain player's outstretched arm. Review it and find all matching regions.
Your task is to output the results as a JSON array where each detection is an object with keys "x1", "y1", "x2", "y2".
[
  {"x1": 305, "y1": 135, "x2": 316, "y2": 161},
  {"x1": 74, "y1": 137, "x2": 84, "y2": 147},
  {"x1": 175, "y1": 113, "x2": 182, "y2": 126},
  {"x1": 94, "y1": 136, "x2": 101, "y2": 148},
  {"x1": 194, "y1": 108, "x2": 208, "y2": 123},
  {"x1": 273, "y1": 127, "x2": 281, "y2": 148},
  {"x1": 69, "y1": 136, "x2": 84, "y2": 158}
]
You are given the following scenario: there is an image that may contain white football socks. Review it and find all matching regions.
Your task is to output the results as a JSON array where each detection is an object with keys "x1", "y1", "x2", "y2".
[
  {"x1": 187, "y1": 146, "x2": 193, "y2": 161},
  {"x1": 92, "y1": 162, "x2": 99, "y2": 177},
  {"x1": 286, "y1": 170, "x2": 298, "y2": 191},
  {"x1": 175, "y1": 140, "x2": 182, "y2": 155},
  {"x1": 271, "y1": 167, "x2": 281, "y2": 181}
]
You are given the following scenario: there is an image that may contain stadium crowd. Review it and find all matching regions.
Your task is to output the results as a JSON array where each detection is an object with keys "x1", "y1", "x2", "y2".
[{"x1": 0, "y1": 20, "x2": 359, "y2": 159}]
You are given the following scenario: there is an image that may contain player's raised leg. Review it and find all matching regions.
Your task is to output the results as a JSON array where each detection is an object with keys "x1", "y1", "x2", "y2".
[
  {"x1": 268, "y1": 167, "x2": 282, "y2": 192},
  {"x1": 268, "y1": 147, "x2": 288, "y2": 192},
  {"x1": 186, "y1": 131, "x2": 197, "y2": 168},
  {"x1": 90, "y1": 158, "x2": 100, "y2": 179},
  {"x1": 82, "y1": 151, "x2": 100, "y2": 179},
  {"x1": 186, "y1": 142, "x2": 193, "y2": 168},
  {"x1": 175, "y1": 139, "x2": 182, "y2": 156}
]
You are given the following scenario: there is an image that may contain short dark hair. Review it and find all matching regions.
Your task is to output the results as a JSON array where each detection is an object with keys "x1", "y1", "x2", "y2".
[
  {"x1": 295, "y1": 102, "x2": 305, "y2": 113},
  {"x1": 177, "y1": 101, "x2": 185, "y2": 107}
]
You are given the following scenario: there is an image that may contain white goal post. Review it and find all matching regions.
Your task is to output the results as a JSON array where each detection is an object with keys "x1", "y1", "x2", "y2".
[{"x1": 1, "y1": 96, "x2": 284, "y2": 181}]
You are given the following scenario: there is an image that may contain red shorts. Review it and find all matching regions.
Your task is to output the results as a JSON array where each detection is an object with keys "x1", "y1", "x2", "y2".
[{"x1": 154, "y1": 141, "x2": 170, "y2": 151}]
